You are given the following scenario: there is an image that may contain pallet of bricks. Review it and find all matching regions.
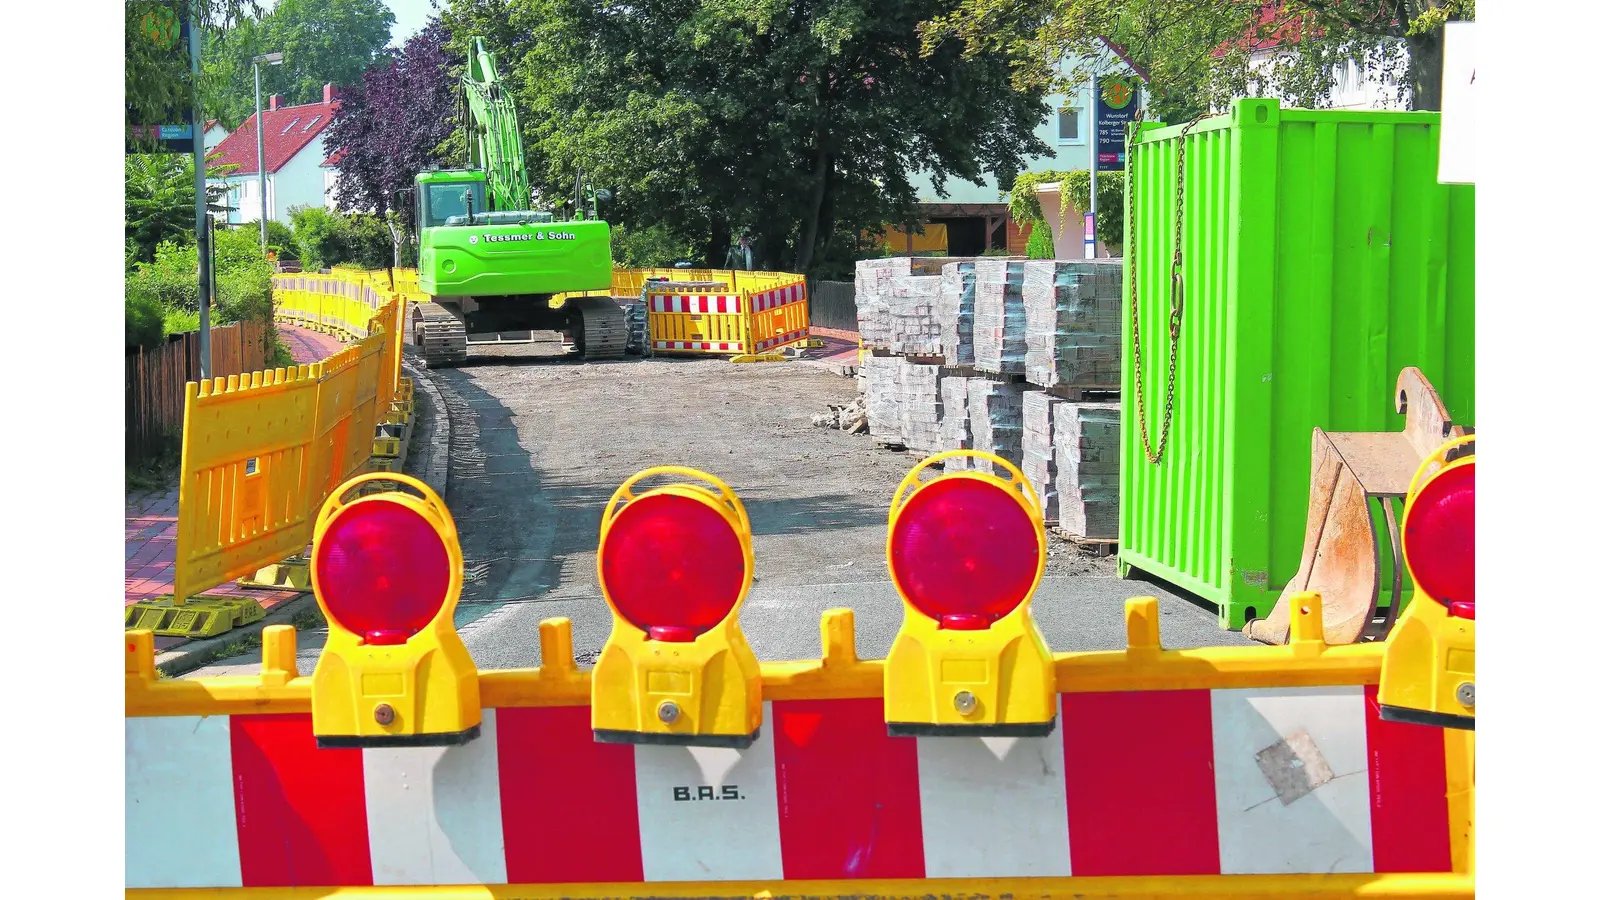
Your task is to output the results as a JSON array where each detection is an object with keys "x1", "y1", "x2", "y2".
[{"x1": 856, "y1": 255, "x2": 1122, "y2": 552}]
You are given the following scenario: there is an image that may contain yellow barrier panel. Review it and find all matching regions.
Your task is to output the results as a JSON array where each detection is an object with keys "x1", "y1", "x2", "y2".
[
  {"x1": 638, "y1": 270, "x2": 811, "y2": 358},
  {"x1": 171, "y1": 366, "x2": 323, "y2": 608}
]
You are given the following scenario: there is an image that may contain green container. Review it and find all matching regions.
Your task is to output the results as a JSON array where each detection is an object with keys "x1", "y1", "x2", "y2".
[{"x1": 1118, "y1": 98, "x2": 1474, "y2": 630}]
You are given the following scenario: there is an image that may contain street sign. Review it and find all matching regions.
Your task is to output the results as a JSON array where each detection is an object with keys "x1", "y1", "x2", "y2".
[
  {"x1": 126, "y1": 2, "x2": 195, "y2": 154},
  {"x1": 1095, "y1": 75, "x2": 1140, "y2": 172}
]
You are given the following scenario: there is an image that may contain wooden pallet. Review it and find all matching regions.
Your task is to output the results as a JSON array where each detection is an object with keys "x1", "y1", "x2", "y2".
[
  {"x1": 1061, "y1": 533, "x2": 1118, "y2": 557},
  {"x1": 1045, "y1": 384, "x2": 1120, "y2": 402}
]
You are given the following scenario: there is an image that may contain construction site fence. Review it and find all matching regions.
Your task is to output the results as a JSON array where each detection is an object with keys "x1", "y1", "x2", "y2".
[
  {"x1": 161, "y1": 274, "x2": 407, "y2": 608},
  {"x1": 125, "y1": 593, "x2": 1472, "y2": 897},
  {"x1": 126, "y1": 319, "x2": 271, "y2": 464},
  {"x1": 808, "y1": 278, "x2": 858, "y2": 333},
  {"x1": 626, "y1": 268, "x2": 812, "y2": 356}
]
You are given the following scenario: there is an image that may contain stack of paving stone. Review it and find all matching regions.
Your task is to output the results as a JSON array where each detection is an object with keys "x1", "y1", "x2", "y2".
[
  {"x1": 973, "y1": 260, "x2": 1029, "y2": 375},
  {"x1": 886, "y1": 276, "x2": 943, "y2": 356},
  {"x1": 1021, "y1": 391, "x2": 1066, "y2": 524},
  {"x1": 861, "y1": 354, "x2": 904, "y2": 444},
  {"x1": 854, "y1": 258, "x2": 910, "y2": 349},
  {"x1": 938, "y1": 375, "x2": 972, "y2": 470},
  {"x1": 1054, "y1": 401, "x2": 1122, "y2": 539},
  {"x1": 967, "y1": 378, "x2": 1027, "y2": 474},
  {"x1": 898, "y1": 361, "x2": 944, "y2": 452},
  {"x1": 937, "y1": 261, "x2": 978, "y2": 366},
  {"x1": 1023, "y1": 260, "x2": 1122, "y2": 390}
]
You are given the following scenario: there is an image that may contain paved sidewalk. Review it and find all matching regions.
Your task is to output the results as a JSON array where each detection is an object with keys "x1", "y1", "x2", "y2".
[
  {"x1": 800, "y1": 328, "x2": 861, "y2": 376},
  {"x1": 126, "y1": 323, "x2": 344, "y2": 650}
]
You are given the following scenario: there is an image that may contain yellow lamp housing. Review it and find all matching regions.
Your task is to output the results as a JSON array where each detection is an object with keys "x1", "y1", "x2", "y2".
[
  {"x1": 1379, "y1": 436, "x2": 1475, "y2": 731},
  {"x1": 309, "y1": 472, "x2": 481, "y2": 748},
  {"x1": 591, "y1": 466, "x2": 762, "y2": 748},
  {"x1": 883, "y1": 451, "x2": 1055, "y2": 737}
]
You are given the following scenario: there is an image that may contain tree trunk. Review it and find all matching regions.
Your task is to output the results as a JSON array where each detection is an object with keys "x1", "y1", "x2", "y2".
[
  {"x1": 707, "y1": 214, "x2": 731, "y2": 271},
  {"x1": 1405, "y1": 29, "x2": 1445, "y2": 111},
  {"x1": 795, "y1": 141, "x2": 831, "y2": 273}
]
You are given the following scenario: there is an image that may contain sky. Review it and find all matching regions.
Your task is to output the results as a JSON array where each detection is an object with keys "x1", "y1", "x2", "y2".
[{"x1": 384, "y1": 0, "x2": 437, "y2": 46}]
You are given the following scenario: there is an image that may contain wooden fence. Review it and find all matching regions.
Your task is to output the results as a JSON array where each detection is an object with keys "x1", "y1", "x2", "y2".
[
  {"x1": 807, "y1": 279, "x2": 858, "y2": 333},
  {"x1": 126, "y1": 320, "x2": 270, "y2": 464}
]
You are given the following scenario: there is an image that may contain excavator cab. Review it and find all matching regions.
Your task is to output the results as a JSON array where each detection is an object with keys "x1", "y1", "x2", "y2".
[{"x1": 414, "y1": 169, "x2": 488, "y2": 230}]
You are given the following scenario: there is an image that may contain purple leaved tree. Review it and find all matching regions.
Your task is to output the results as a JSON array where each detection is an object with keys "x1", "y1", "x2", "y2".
[{"x1": 326, "y1": 19, "x2": 459, "y2": 231}]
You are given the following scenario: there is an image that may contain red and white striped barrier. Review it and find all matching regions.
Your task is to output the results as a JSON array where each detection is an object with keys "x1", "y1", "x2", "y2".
[
  {"x1": 750, "y1": 282, "x2": 806, "y2": 313},
  {"x1": 127, "y1": 685, "x2": 1452, "y2": 890},
  {"x1": 649, "y1": 294, "x2": 744, "y2": 314},
  {"x1": 754, "y1": 329, "x2": 809, "y2": 353}
]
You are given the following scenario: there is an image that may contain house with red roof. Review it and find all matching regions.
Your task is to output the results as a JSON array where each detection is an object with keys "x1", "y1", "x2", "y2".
[{"x1": 207, "y1": 84, "x2": 343, "y2": 226}]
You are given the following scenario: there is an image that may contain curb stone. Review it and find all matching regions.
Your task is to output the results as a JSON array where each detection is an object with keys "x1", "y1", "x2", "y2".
[{"x1": 159, "y1": 356, "x2": 453, "y2": 678}]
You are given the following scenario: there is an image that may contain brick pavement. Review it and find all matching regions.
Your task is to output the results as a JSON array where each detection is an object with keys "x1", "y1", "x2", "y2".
[{"x1": 125, "y1": 323, "x2": 345, "y2": 648}]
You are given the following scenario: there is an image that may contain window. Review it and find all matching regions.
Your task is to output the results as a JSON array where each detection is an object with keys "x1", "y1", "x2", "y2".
[
  {"x1": 423, "y1": 181, "x2": 488, "y2": 227},
  {"x1": 301, "y1": 115, "x2": 321, "y2": 133},
  {"x1": 280, "y1": 117, "x2": 300, "y2": 135},
  {"x1": 1058, "y1": 106, "x2": 1081, "y2": 142}
]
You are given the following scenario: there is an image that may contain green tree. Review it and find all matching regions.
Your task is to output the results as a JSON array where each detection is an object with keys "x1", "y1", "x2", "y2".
[
  {"x1": 442, "y1": 0, "x2": 1050, "y2": 275},
  {"x1": 126, "y1": 1, "x2": 259, "y2": 146},
  {"x1": 125, "y1": 153, "x2": 235, "y2": 263},
  {"x1": 920, "y1": 1, "x2": 1474, "y2": 117},
  {"x1": 202, "y1": 0, "x2": 397, "y2": 127}
]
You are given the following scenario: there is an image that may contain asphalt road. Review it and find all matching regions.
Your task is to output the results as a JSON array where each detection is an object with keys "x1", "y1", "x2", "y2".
[{"x1": 188, "y1": 341, "x2": 1248, "y2": 678}]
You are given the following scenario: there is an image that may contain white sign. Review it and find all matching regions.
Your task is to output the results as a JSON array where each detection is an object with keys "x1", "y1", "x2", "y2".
[{"x1": 1438, "y1": 21, "x2": 1475, "y2": 185}]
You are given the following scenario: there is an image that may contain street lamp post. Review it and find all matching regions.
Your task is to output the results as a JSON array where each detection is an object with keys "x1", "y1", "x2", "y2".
[{"x1": 252, "y1": 52, "x2": 284, "y2": 251}]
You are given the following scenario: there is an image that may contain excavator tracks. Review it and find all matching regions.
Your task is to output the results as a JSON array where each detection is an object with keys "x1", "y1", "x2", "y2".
[
  {"x1": 565, "y1": 296, "x2": 630, "y2": 360},
  {"x1": 412, "y1": 301, "x2": 469, "y2": 369}
]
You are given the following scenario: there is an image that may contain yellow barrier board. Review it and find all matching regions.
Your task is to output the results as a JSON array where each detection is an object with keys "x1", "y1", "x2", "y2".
[{"x1": 172, "y1": 366, "x2": 323, "y2": 606}]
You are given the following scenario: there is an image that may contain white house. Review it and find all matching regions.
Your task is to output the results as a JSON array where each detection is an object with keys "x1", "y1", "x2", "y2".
[
  {"x1": 1223, "y1": 6, "x2": 1411, "y2": 110},
  {"x1": 901, "y1": 45, "x2": 1144, "y2": 258},
  {"x1": 202, "y1": 119, "x2": 229, "y2": 152},
  {"x1": 207, "y1": 84, "x2": 342, "y2": 226}
]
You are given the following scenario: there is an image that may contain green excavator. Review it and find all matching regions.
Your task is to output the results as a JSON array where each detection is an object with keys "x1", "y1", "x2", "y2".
[{"x1": 409, "y1": 38, "x2": 626, "y2": 367}]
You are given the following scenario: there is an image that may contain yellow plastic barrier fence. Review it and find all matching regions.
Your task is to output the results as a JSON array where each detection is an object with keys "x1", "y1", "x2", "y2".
[
  {"x1": 136, "y1": 279, "x2": 410, "y2": 635},
  {"x1": 162, "y1": 366, "x2": 324, "y2": 628}
]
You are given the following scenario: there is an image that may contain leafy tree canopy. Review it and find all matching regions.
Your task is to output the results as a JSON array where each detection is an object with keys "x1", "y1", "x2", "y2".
[
  {"x1": 441, "y1": 0, "x2": 1051, "y2": 276},
  {"x1": 919, "y1": 0, "x2": 1474, "y2": 118},
  {"x1": 201, "y1": 0, "x2": 397, "y2": 127},
  {"x1": 125, "y1": 153, "x2": 235, "y2": 263},
  {"x1": 126, "y1": 1, "x2": 259, "y2": 145},
  {"x1": 325, "y1": 19, "x2": 461, "y2": 227}
]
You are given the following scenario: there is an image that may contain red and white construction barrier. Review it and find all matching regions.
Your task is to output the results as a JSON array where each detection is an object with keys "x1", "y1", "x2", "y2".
[
  {"x1": 750, "y1": 282, "x2": 806, "y2": 313},
  {"x1": 127, "y1": 685, "x2": 1453, "y2": 890},
  {"x1": 648, "y1": 294, "x2": 744, "y2": 315}
]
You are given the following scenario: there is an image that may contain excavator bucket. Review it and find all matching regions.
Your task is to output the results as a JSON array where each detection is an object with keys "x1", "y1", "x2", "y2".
[{"x1": 1244, "y1": 368, "x2": 1473, "y2": 645}]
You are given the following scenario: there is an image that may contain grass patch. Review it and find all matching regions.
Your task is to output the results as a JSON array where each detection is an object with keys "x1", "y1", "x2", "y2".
[{"x1": 127, "y1": 441, "x2": 181, "y2": 493}]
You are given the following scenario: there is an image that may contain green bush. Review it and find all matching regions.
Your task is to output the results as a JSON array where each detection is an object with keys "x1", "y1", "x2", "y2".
[
  {"x1": 126, "y1": 293, "x2": 167, "y2": 352},
  {"x1": 611, "y1": 223, "x2": 694, "y2": 269},
  {"x1": 1060, "y1": 171, "x2": 1126, "y2": 254},
  {"x1": 264, "y1": 219, "x2": 296, "y2": 255},
  {"x1": 343, "y1": 214, "x2": 396, "y2": 270},
  {"x1": 125, "y1": 227, "x2": 276, "y2": 345},
  {"x1": 289, "y1": 206, "x2": 347, "y2": 272},
  {"x1": 1026, "y1": 220, "x2": 1055, "y2": 259}
]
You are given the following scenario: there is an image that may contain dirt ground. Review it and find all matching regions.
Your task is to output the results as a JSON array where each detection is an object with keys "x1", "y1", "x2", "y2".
[{"x1": 186, "y1": 338, "x2": 1245, "y2": 679}]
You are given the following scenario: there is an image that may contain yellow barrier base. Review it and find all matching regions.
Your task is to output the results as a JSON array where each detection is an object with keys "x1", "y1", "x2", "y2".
[
  {"x1": 237, "y1": 558, "x2": 312, "y2": 592},
  {"x1": 373, "y1": 435, "x2": 404, "y2": 458},
  {"x1": 123, "y1": 595, "x2": 267, "y2": 639},
  {"x1": 729, "y1": 353, "x2": 788, "y2": 364}
]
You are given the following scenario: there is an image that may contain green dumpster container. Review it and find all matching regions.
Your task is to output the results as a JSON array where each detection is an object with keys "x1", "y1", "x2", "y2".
[{"x1": 1118, "y1": 98, "x2": 1474, "y2": 630}]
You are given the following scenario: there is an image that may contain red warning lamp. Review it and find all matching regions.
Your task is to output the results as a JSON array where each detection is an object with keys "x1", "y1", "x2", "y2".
[
  {"x1": 599, "y1": 492, "x2": 746, "y2": 642},
  {"x1": 889, "y1": 476, "x2": 1042, "y2": 630},
  {"x1": 592, "y1": 466, "x2": 761, "y2": 747},
  {"x1": 1402, "y1": 461, "x2": 1475, "y2": 619},
  {"x1": 1378, "y1": 437, "x2": 1475, "y2": 731},
  {"x1": 315, "y1": 498, "x2": 453, "y2": 644},
  {"x1": 883, "y1": 451, "x2": 1056, "y2": 736},
  {"x1": 310, "y1": 473, "x2": 480, "y2": 748}
]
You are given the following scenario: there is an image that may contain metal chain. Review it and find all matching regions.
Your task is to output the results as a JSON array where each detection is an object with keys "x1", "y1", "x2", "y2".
[{"x1": 1126, "y1": 111, "x2": 1205, "y2": 465}]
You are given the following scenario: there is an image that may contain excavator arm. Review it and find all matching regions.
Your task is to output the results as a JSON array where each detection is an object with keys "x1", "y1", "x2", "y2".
[{"x1": 462, "y1": 37, "x2": 531, "y2": 213}]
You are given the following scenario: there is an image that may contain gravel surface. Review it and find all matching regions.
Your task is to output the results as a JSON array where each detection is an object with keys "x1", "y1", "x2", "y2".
[{"x1": 187, "y1": 338, "x2": 1247, "y2": 678}]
